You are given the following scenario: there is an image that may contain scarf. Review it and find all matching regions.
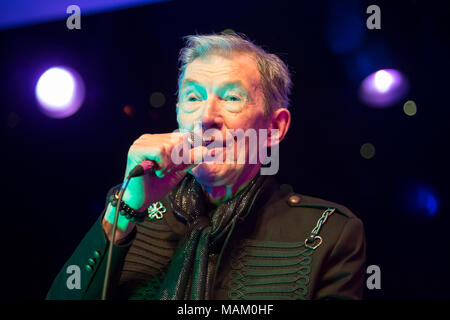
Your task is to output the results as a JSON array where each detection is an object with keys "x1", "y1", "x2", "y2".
[{"x1": 155, "y1": 173, "x2": 273, "y2": 300}]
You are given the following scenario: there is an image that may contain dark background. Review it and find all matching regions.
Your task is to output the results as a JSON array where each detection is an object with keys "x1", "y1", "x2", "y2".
[{"x1": 1, "y1": 0, "x2": 449, "y2": 299}]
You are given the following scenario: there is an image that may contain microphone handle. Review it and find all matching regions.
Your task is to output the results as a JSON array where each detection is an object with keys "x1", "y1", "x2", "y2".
[
  {"x1": 127, "y1": 131, "x2": 199, "y2": 179},
  {"x1": 127, "y1": 160, "x2": 157, "y2": 178}
]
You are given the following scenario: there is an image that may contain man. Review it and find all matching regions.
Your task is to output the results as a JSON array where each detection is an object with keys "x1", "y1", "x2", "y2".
[{"x1": 47, "y1": 33, "x2": 366, "y2": 300}]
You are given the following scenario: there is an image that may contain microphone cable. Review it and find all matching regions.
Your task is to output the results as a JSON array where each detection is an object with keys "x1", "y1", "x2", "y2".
[
  {"x1": 100, "y1": 131, "x2": 197, "y2": 299},
  {"x1": 101, "y1": 176, "x2": 131, "y2": 300}
]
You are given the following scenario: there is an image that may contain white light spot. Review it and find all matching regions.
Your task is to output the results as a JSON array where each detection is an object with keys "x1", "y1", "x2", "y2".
[
  {"x1": 374, "y1": 70, "x2": 394, "y2": 93},
  {"x1": 36, "y1": 67, "x2": 75, "y2": 109}
]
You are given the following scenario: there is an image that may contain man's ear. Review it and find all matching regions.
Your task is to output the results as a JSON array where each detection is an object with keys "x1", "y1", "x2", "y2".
[{"x1": 267, "y1": 107, "x2": 291, "y2": 147}]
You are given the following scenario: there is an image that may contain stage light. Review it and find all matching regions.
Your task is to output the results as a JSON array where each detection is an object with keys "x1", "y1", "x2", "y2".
[
  {"x1": 35, "y1": 66, "x2": 85, "y2": 118},
  {"x1": 374, "y1": 70, "x2": 393, "y2": 93},
  {"x1": 1, "y1": 0, "x2": 168, "y2": 30},
  {"x1": 359, "y1": 69, "x2": 409, "y2": 108},
  {"x1": 403, "y1": 100, "x2": 417, "y2": 116}
]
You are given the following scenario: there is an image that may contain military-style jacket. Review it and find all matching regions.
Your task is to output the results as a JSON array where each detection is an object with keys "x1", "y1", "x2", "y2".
[{"x1": 47, "y1": 181, "x2": 366, "y2": 300}]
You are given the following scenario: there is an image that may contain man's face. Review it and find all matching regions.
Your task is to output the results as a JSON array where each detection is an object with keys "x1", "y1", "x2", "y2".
[{"x1": 176, "y1": 52, "x2": 269, "y2": 188}]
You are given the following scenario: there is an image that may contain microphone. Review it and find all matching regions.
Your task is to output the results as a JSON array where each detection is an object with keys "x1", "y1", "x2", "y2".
[
  {"x1": 127, "y1": 131, "x2": 199, "y2": 178},
  {"x1": 127, "y1": 160, "x2": 157, "y2": 178},
  {"x1": 103, "y1": 131, "x2": 201, "y2": 300}
]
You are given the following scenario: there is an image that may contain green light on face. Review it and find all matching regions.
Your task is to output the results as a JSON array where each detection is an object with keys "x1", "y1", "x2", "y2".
[
  {"x1": 360, "y1": 143, "x2": 376, "y2": 159},
  {"x1": 403, "y1": 100, "x2": 417, "y2": 116}
]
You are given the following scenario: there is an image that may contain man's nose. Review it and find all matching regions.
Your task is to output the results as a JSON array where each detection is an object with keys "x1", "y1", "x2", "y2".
[{"x1": 200, "y1": 96, "x2": 223, "y2": 130}]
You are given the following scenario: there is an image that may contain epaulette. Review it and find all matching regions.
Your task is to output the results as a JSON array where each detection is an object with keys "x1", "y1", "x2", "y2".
[
  {"x1": 284, "y1": 192, "x2": 351, "y2": 250},
  {"x1": 285, "y1": 193, "x2": 351, "y2": 218}
]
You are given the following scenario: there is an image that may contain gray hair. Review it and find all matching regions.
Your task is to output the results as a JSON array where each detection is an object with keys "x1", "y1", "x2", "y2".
[{"x1": 177, "y1": 33, "x2": 292, "y2": 115}]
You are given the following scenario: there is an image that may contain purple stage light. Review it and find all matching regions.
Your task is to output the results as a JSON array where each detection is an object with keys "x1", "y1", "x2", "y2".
[
  {"x1": 359, "y1": 69, "x2": 408, "y2": 108},
  {"x1": 0, "y1": 0, "x2": 167, "y2": 30},
  {"x1": 35, "y1": 66, "x2": 85, "y2": 118}
]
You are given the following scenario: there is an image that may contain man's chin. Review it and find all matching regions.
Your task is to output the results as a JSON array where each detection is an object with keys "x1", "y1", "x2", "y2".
[{"x1": 191, "y1": 162, "x2": 238, "y2": 187}]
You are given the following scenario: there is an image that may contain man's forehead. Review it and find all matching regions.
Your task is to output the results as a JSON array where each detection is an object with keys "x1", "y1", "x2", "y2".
[
  {"x1": 182, "y1": 78, "x2": 247, "y2": 91},
  {"x1": 182, "y1": 52, "x2": 261, "y2": 89}
]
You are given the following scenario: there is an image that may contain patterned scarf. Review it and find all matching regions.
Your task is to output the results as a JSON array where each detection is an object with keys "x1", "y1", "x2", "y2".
[{"x1": 155, "y1": 173, "x2": 273, "y2": 300}]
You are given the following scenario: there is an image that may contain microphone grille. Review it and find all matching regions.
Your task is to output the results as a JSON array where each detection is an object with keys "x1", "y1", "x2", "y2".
[{"x1": 188, "y1": 131, "x2": 204, "y2": 146}]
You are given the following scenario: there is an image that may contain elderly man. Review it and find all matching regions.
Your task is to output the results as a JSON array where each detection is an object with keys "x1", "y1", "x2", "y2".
[{"x1": 47, "y1": 33, "x2": 366, "y2": 300}]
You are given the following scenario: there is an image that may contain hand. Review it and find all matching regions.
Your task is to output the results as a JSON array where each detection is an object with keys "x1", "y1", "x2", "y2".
[
  {"x1": 123, "y1": 132, "x2": 206, "y2": 209},
  {"x1": 102, "y1": 132, "x2": 206, "y2": 242}
]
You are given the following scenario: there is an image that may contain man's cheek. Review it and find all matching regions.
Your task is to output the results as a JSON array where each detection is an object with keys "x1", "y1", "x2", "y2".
[
  {"x1": 226, "y1": 118, "x2": 255, "y2": 131},
  {"x1": 178, "y1": 113, "x2": 198, "y2": 131}
]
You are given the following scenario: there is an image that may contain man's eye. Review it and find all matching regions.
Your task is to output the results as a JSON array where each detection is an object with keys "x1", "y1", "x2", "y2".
[
  {"x1": 225, "y1": 95, "x2": 242, "y2": 102},
  {"x1": 187, "y1": 95, "x2": 200, "y2": 102}
]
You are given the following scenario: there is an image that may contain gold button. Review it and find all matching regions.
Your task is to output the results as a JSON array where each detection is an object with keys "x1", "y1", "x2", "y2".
[{"x1": 288, "y1": 194, "x2": 301, "y2": 205}]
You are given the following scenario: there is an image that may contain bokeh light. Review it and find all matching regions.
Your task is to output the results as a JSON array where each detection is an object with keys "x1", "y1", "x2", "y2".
[
  {"x1": 123, "y1": 105, "x2": 135, "y2": 117},
  {"x1": 35, "y1": 66, "x2": 85, "y2": 118},
  {"x1": 415, "y1": 187, "x2": 439, "y2": 216},
  {"x1": 403, "y1": 100, "x2": 417, "y2": 116},
  {"x1": 398, "y1": 179, "x2": 440, "y2": 218},
  {"x1": 149, "y1": 92, "x2": 165, "y2": 108},
  {"x1": 7, "y1": 112, "x2": 20, "y2": 128},
  {"x1": 359, "y1": 69, "x2": 409, "y2": 108},
  {"x1": 148, "y1": 109, "x2": 160, "y2": 120},
  {"x1": 360, "y1": 143, "x2": 376, "y2": 159},
  {"x1": 401, "y1": 183, "x2": 440, "y2": 217}
]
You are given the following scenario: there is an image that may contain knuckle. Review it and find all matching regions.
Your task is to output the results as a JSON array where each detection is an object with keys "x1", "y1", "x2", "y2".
[
  {"x1": 141, "y1": 133, "x2": 152, "y2": 139},
  {"x1": 135, "y1": 133, "x2": 152, "y2": 142}
]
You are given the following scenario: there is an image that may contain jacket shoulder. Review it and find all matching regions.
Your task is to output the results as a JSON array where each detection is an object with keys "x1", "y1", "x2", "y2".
[
  {"x1": 283, "y1": 192, "x2": 359, "y2": 220},
  {"x1": 264, "y1": 183, "x2": 359, "y2": 221},
  {"x1": 249, "y1": 184, "x2": 362, "y2": 243}
]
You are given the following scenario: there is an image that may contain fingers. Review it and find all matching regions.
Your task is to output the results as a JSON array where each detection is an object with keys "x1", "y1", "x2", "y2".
[
  {"x1": 127, "y1": 132, "x2": 205, "y2": 179},
  {"x1": 157, "y1": 145, "x2": 208, "y2": 177}
]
